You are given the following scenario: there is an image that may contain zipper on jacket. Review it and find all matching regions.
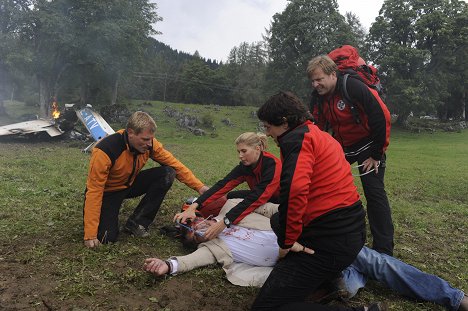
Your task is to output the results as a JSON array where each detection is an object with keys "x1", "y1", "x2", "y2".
[
  {"x1": 126, "y1": 153, "x2": 138, "y2": 187},
  {"x1": 327, "y1": 98, "x2": 345, "y2": 146}
]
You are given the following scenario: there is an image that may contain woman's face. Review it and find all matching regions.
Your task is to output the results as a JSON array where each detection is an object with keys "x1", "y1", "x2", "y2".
[
  {"x1": 237, "y1": 143, "x2": 261, "y2": 167},
  {"x1": 262, "y1": 122, "x2": 288, "y2": 145}
]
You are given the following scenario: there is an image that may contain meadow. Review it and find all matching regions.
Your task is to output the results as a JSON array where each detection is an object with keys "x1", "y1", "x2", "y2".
[{"x1": 0, "y1": 100, "x2": 466, "y2": 311}]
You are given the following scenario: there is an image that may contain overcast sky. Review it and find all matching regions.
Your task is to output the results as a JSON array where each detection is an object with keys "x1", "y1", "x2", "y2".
[{"x1": 154, "y1": 0, "x2": 384, "y2": 62}]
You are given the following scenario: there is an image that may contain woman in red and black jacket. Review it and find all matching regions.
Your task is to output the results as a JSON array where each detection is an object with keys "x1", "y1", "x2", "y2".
[
  {"x1": 252, "y1": 91, "x2": 368, "y2": 311},
  {"x1": 174, "y1": 132, "x2": 281, "y2": 240}
]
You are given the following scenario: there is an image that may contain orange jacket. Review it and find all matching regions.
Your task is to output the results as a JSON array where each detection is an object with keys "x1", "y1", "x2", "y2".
[{"x1": 83, "y1": 129, "x2": 204, "y2": 240}]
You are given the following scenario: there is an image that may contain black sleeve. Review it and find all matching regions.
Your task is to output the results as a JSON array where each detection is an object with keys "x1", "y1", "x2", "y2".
[
  {"x1": 346, "y1": 77, "x2": 388, "y2": 160},
  {"x1": 225, "y1": 156, "x2": 280, "y2": 224},
  {"x1": 196, "y1": 164, "x2": 245, "y2": 208},
  {"x1": 277, "y1": 131, "x2": 312, "y2": 249}
]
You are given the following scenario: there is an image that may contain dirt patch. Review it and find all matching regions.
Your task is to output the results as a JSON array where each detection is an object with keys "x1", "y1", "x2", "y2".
[{"x1": 0, "y1": 233, "x2": 256, "y2": 311}]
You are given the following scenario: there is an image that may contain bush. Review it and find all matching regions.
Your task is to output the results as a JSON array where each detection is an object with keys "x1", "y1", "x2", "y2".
[{"x1": 201, "y1": 113, "x2": 214, "y2": 128}]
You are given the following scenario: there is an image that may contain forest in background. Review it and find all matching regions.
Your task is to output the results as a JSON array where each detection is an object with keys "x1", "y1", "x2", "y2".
[{"x1": 0, "y1": 0, "x2": 467, "y2": 125}]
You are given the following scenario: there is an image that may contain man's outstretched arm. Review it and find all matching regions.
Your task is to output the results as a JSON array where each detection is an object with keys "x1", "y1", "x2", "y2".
[{"x1": 143, "y1": 245, "x2": 218, "y2": 276}]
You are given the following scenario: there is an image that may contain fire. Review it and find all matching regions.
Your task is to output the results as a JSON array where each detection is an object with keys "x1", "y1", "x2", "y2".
[{"x1": 51, "y1": 101, "x2": 61, "y2": 119}]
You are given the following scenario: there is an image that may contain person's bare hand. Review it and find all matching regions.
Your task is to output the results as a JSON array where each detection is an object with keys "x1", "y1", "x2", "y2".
[
  {"x1": 278, "y1": 247, "x2": 290, "y2": 259},
  {"x1": 84, "y1": 238, "x2": 100, "y2": 248},
  {"x1": 174, "y1": 203, "x2": 198, "y2": 223},
  {"x1": 362, "y1": 157, "x2": 380, "y2": 173},
  {"x1": 278, "y1": 242, "x2": 314, "y2": 259},
  {"x1": 203, "y1": 220, "x2": 225, "y2": 240},
  {"x1": 198, "y1": 185, "x2": 209, "y2": 194},
  {"x1": 291, "y1": 242, "x2": 314, "y2": 254},
  {"x1": 143, "y1": 258, "x2": 169, "y2": 276}
]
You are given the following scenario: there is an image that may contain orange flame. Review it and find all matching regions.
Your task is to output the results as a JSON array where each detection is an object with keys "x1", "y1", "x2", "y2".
[{"x1": 52, "y1": 101, "x2": 61, "y2": 119}]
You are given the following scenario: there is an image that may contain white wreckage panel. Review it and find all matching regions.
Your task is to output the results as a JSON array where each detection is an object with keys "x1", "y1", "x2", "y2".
[{"x1": 0, "y1": 119, "x2": 63, "y2": 137}]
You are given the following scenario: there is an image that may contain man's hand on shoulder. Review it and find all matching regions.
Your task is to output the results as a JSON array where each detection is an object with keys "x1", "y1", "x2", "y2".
[{"x1": 84, "y1": 238, "x2": 101, "y2": 248}]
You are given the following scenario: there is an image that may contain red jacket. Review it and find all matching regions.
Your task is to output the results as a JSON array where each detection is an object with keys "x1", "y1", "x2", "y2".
[
  {"x1": 277, "y1": 121, "x2": 360, "y2": 248},
  {"x1": 312, "y1": 75, "x2": 391, "y2": 160},
  {"x1": 196, "y1": 151, "x2": 281, "y2": 224}
]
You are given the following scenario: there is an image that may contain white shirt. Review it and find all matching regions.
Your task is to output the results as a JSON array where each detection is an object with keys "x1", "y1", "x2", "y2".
[
  {"x1": 171, "y1": 225, "x2": 278, "y2": 274},
  {"x1": 219, "y1": 225, "x2": 278, "y2": 267}
]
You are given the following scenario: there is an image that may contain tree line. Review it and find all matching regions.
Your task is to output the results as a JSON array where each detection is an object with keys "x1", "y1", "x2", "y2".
[{"x1": 0, "y1": 0, "x2": 466, "y2": 124}]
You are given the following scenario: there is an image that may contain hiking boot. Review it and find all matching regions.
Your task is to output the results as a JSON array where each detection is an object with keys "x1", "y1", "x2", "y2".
[
  {"x1": 124, "y1": 224, "x2": 150, "y2": 238},
  {"x1": 307, "y1": 277, "x2": 351, "y2": 304},
  {"x1": 367, "y1": 302, "x2": 388, "y2": 311},
  {"x1": 332, "y1": 276, "x2": 352, "y2": 301}
]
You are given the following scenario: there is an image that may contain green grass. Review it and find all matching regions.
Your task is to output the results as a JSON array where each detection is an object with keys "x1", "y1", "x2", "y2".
[{"x1": 0, "y1": 100, "x2": 467, "y2": 310}]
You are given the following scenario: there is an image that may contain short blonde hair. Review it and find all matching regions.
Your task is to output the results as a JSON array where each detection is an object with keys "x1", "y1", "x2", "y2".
[
  {"x1": 235, "y1": 132, "x2": 267, "y2": 151},
  {"x1": 126, "y1": 111, "x2": 157, "y2": 134},
  {"x1": 306, "y1": 55, "x2": 337, "y2": 78}
]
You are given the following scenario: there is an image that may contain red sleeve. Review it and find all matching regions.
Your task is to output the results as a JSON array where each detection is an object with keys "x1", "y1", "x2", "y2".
[{"x1": 225, "y1": 155, "x2": 281, "y2": 224}]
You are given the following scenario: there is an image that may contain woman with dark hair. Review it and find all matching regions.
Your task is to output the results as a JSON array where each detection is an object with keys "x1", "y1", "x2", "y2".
[{"x1": 252, "y1": 92, "x2": 381, "y2": 311}]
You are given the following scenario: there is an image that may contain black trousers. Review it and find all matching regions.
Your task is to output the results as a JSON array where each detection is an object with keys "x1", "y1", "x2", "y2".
[
  {"x1": 347, "y1": 151, "x2": 394, "y2": 256},
  {"x1": 251, "y1": 212, "x2": 366, "y2": 311},
  {"x1": 97, "y1": 166, "x2": 176, "y2": 243}
]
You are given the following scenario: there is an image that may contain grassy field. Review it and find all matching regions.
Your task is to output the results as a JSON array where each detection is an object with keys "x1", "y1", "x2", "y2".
[{"x1": 0, "y1": 100, "x2": 467, "y2": 311}]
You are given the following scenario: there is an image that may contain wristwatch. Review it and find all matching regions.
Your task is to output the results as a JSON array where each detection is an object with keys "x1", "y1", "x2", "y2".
[{"x1": 223, "y1": 216, "x2": 231, "y2": 228}]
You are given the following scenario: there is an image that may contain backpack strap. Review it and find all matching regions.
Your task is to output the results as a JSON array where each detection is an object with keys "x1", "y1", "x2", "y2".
[{"x1": 342, "y1": 74, "x2": 362, "y2": 124}]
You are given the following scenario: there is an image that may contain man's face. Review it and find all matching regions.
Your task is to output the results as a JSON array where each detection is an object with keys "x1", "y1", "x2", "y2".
[
  {"x1": 262, "y1": 122, "x2": 287, "y2": 145},
  {"x1": 310, "y1": 68, "x2": 337, "y2": 96},
  {"x1": 183, "y1": 218, "x2": 216, "y2": 244},
  {"x1": 127, "y1": 128, "x2": 154, "y2": 153}
]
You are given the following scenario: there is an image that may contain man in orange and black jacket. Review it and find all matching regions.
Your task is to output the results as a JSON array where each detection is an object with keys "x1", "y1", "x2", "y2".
[
  {"x1": 307, "y1": 55, "x2": 394, "y2": 256},
  {"x1": 83, "y1": 111, "x2": 208, "y2": 248}
]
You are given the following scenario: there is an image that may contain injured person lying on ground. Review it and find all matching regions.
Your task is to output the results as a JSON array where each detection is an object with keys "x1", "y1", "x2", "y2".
[
  {"x1": 144, "y1": 199, "x2": 313, "y2": 287},
  {"x1": 144, "y1": 199, "x2": 468, "y2": 311}
]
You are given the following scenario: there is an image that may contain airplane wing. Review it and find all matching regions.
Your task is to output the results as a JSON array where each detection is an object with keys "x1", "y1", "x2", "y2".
[
  {"x1": 76, "y1": 107, "x2": 115, "y2": 142},
  {"x1": 0, "y1": 119, "x2": 63, "y2": 137}
]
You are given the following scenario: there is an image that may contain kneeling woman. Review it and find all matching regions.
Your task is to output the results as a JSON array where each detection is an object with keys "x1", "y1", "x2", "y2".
[
  {"x1": 253, "y1": 92, "x2": 368, "y2": 311},
  {"x1": 174, "y1": 132, "x2": 281, "y2": 240}
]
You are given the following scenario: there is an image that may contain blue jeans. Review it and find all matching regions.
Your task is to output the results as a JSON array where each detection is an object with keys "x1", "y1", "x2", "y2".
[{"x1": 342, "y1": 247, "x2": 464, "y2": 311}]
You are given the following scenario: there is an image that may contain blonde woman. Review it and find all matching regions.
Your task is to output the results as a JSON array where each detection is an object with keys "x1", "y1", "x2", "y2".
[{"x1": 174, "y1": 132, "x2": 281, "y2": 240}]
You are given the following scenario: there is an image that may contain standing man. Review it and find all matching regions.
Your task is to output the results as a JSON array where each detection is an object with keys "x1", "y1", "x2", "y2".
[
  {"x1": 307, "y1": 55, "x2": 394, "y2": 255},
  {"x1": 83, "y1": 111, "x2": 208, "y2": 248}
]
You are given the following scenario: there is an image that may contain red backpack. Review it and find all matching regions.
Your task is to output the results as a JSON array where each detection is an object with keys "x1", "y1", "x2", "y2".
[
  {"x1": 328, "y1": 45, "x2": 383, "y2": 95},
  {"x1": 324, "y1": 45, "x2": 383, "y2": 124}
]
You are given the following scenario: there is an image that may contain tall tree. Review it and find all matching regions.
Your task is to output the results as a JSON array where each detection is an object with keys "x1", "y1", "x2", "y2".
[
  {"x1": 265, "y1": 0, "x2": 356, "y2": 98},
  {"x1": 367, "y1": 0, "x2": 467, "y2": 124},
  {"x1": 0, "y1": 0, "x2": 32, "y2": 115},
  {"x1": 15, "y1": 0, "x2": 160, "y2": 117},
  {"x1": 69, "y1": 0, "x2": 160, "y2": 106},
  {"x1": 345, "y1": 12, "x2": 367, "y2": 55},
  {"x1": 179, "y1": 53, "x2": 216, "y2": 104},
  {"x1": 226, "y1": 41, "x2": 269, "y2": 106}
]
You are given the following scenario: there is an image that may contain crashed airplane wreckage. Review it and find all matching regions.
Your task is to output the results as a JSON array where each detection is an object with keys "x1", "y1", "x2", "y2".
[{"x1": 0, "y1": 104, "x2": 114, "y2": 152}]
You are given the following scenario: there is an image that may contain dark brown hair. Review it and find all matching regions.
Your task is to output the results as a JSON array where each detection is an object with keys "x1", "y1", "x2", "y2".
[{"x1": 257, "y1": 91, "x2": 308, "y2": 129}]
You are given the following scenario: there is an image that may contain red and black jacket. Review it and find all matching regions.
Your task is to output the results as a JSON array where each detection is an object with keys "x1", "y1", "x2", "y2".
[
  {"x1": 196, "y1": 151, "x2": 281, "y2": 224},
  {"x1": 276, "y1": 121, "x2": 363, "y2": 249},
  {"x1": 312, "y1": 74, "x2": 391, "y2": 161}
]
